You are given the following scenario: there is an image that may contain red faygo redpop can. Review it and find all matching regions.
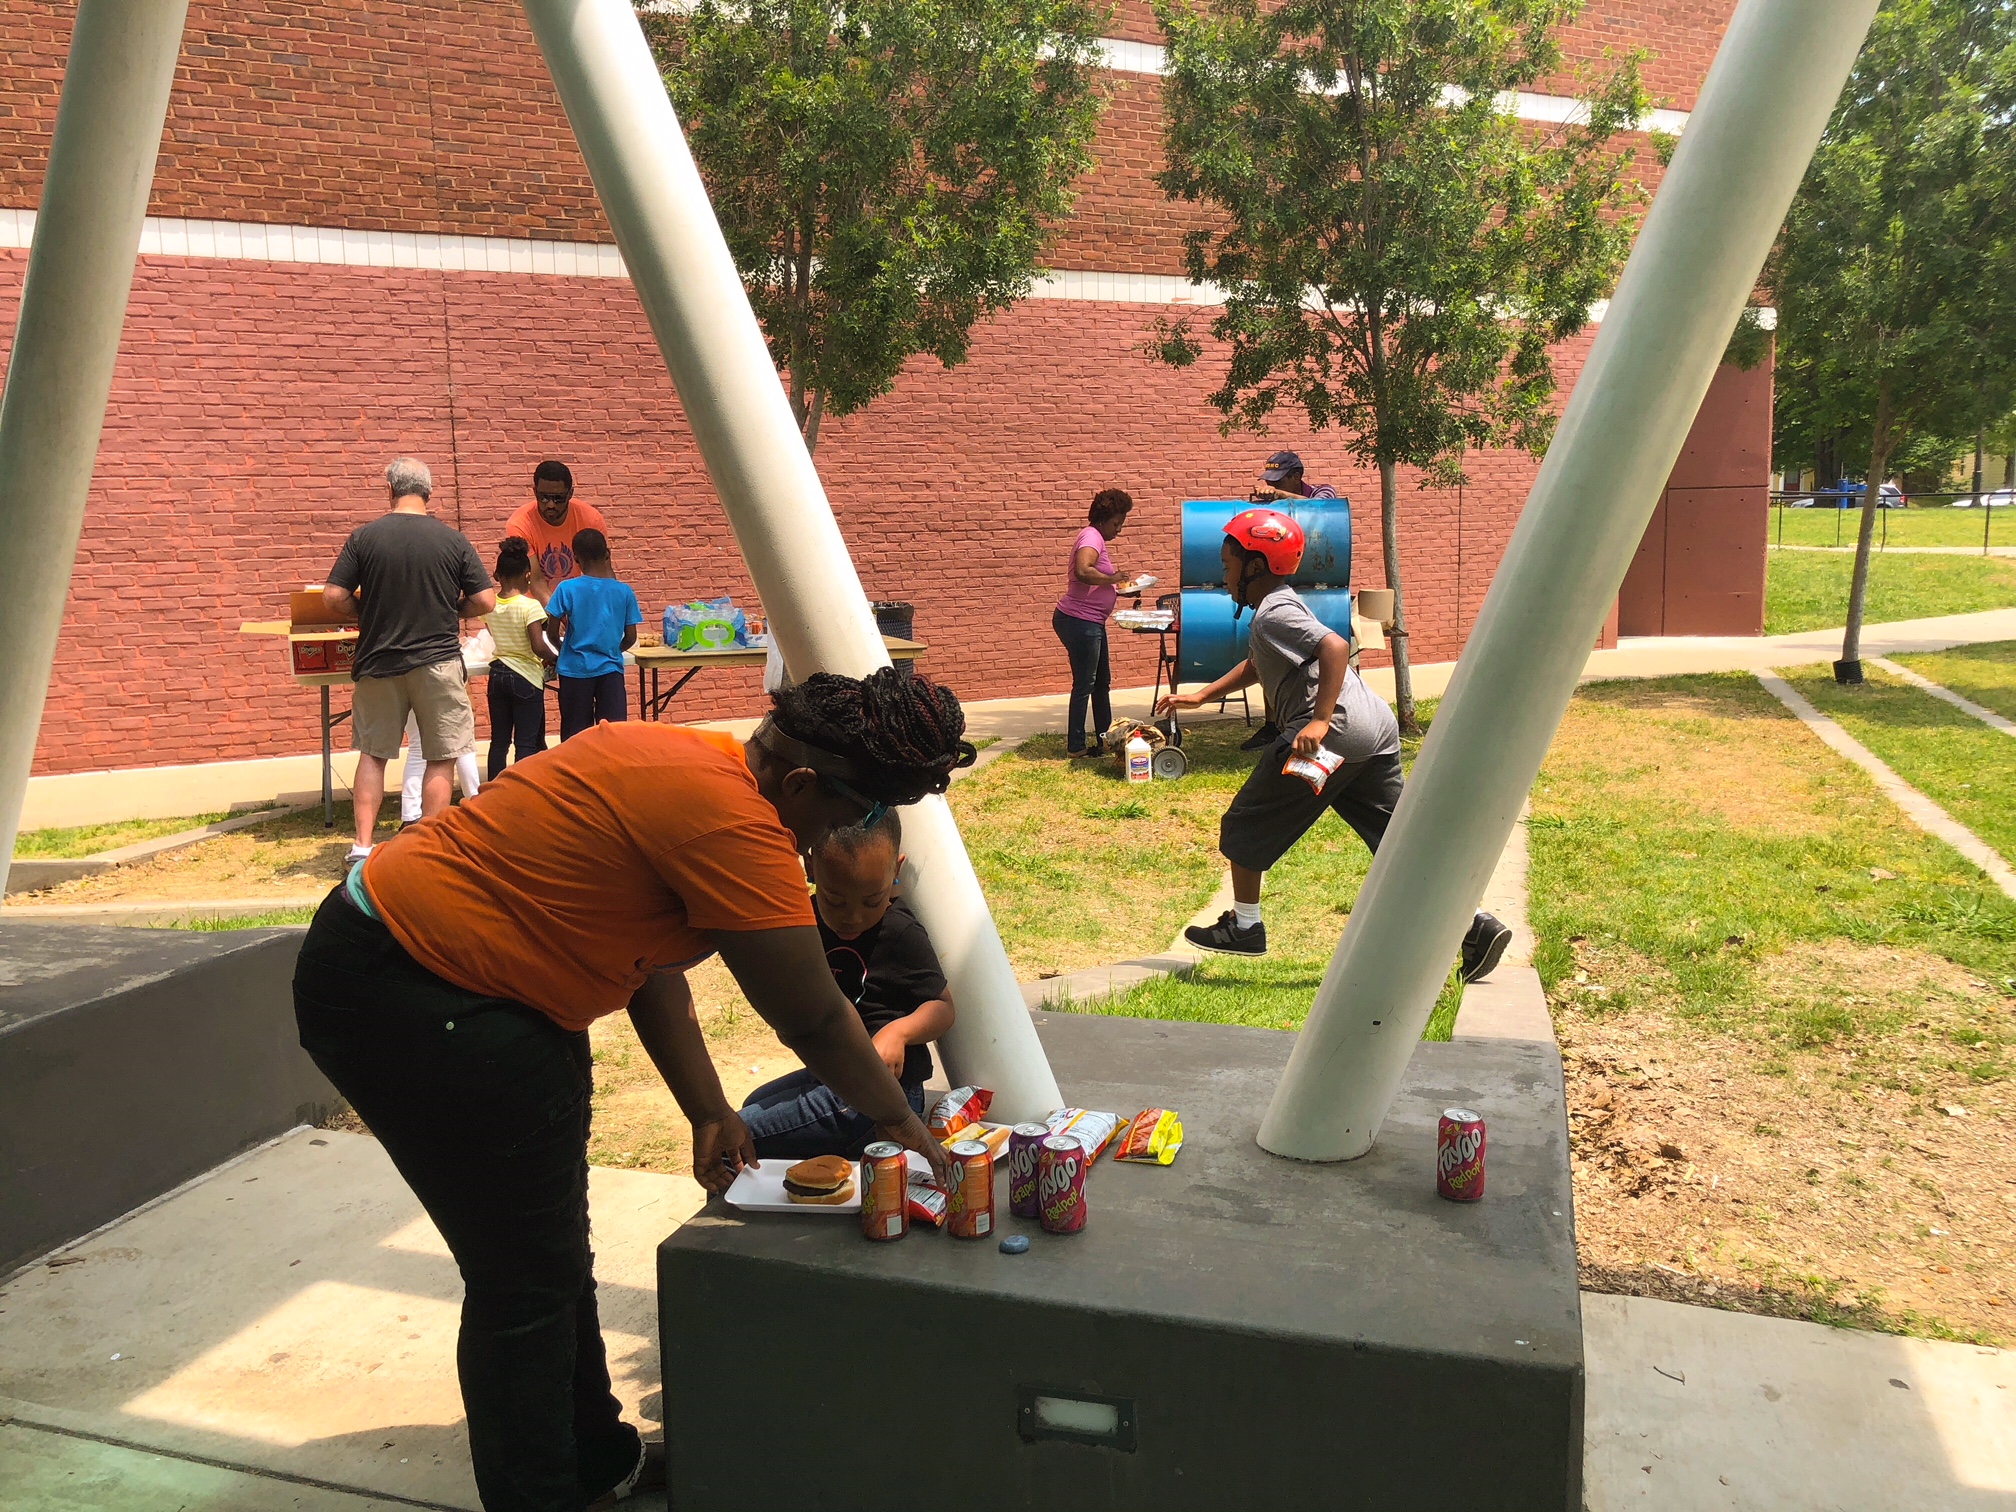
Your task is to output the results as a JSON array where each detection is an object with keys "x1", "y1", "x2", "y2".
[
  {"x1": 1437, "y1": 1108, "x2": 1487, "y2": 1202},
  {"x1": 1006, "y1": 1123, "x2": 1049, "y2": 1219},
  {"x1": 1036, "y1": 1135, "x2": 1088, "y2": 1234},
  {"x1": 859, "y1": 1142, "x2": 909, "y2": 1241},
  {"x1": 947, "y1": 1140, "x2": 995, "y2": 1239}
]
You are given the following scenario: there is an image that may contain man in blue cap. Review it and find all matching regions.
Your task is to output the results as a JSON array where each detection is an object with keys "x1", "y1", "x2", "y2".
[{"x1": 1256, "y1": 450, "x2": 1339, "y2": 502}]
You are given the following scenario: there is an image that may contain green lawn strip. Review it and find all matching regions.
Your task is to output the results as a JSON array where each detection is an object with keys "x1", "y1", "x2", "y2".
[
  {"x1": 167, "y1": 908, "x2": 317, "y2": 931},
  {"x1": 948, "y1": 723, "x2": 1254, "y2": 979},
  {"x1": 1892, "y1": 639, "x2": 2016, "y2": 725},
  {"x1": 1528, "y1": 673, "x2": 2016, "y2": 1061},
  {"x1": 1764, "y1": 550, "x2": 2016, "y2": 634},
  {"x1": 1077, "y1": 704, "x2": 1467, "y2": 1040},
  {"x1": 14, "y1": 810, "x2": 236, "y2": 860},
  {"x1": 1788, "y1": 666, "x2": 2016, "y2": 874},
  {"x1": 1771, "y1": 506, "x2": 2016, "y2": 550}
]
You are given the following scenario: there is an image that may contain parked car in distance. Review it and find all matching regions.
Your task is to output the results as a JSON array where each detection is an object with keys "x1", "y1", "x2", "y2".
[
  {"x1": 1949, "y1": 487, "x2": 2016, "y2": 507},
  {"x1": 1806, "y1": 480, "x2": 1906, "y2": 508}
]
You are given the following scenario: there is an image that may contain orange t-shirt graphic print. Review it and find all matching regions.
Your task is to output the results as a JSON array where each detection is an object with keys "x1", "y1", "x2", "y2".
[{"x1": 504, "y1": 498, "x2": 611, "y2": 586}]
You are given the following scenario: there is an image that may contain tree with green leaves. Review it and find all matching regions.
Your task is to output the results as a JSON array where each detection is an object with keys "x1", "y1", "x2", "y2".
[
  {"x1": 645, "y1": 0, "x2": 1107, "y2": 452},
  {"x1": 1148, "y1": 0, "x2": 1648, "y2": 730},
  {"x1": 1769, "y1": 0, "x2": 2016, "y2": 679}
]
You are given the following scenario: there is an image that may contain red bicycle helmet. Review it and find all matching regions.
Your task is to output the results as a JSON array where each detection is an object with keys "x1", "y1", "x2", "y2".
[{"x1": 1223, "y1": 507, "x2": 1306, "y2": 576}]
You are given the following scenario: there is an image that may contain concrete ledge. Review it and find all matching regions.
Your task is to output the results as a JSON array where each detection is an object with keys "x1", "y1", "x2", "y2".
[
  {"x1": 1020, "y1": 952, "x2": 1199, "y2": 1011},
  {"x1": 1454, "y1": 964, "x2": 1555, "y2": 1042},
  {"x1": 0, "y1": 898, "x2": 325, "y2": 928},
  {"x1": 0, "y1": 923, "x2": 338, "y2": 1274},
  {"x1": 6, "y1": 804, "x2": 310, "y2": 896}
]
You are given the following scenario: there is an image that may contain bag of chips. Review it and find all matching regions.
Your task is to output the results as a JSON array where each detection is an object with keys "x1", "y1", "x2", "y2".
[
  {"x1": 1113, "y1": 1108, "x2": 1184, "y2": 1166},
  {"x1": 1044, "y1": 1107, "x2": 1122, "y2": 1161},
  {"x1": 929, "y1": 1086, "x2": 994, "y2": 1143}
]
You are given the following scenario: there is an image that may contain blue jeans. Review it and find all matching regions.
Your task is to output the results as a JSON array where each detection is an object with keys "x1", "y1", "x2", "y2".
[
  {"x1": 740, "y1": 1069, "x2": 927, "y2": 1160},
  {"x1": 1052, "y1": 609, "x2": 1111, "y2": 753}
]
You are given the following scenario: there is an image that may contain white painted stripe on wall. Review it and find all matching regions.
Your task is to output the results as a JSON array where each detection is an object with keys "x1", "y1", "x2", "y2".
[
  {"x1": 0, "y1": 206, "x2": 632, "y2": 278},
  {"x1": 1095, "y1": 36, "x2": 1693, "y2": 134}
]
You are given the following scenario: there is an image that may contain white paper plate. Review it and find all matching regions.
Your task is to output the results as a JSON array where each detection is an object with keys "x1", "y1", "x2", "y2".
[{"x1": 723, "y1": 1148, "x2": 933, "y2": 1214}]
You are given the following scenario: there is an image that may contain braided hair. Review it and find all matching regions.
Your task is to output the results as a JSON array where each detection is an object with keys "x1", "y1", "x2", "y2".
[{"x1": 770, "y1": 667, "x2": 977, "y2": 805}]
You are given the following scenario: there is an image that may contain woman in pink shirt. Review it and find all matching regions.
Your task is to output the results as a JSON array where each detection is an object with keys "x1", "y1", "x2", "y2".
[{"x1": 1051, "y1": 488, "x2": 1134, "y2": 756}]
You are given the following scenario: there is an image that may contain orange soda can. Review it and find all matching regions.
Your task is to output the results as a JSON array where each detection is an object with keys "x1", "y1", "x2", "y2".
[
  {"x1": 946, "y1": 1139, "x2": 996, "y2": 1239},
  {"x1": 860, "y1": 1142, "x2": 909, "y2": 1240}
]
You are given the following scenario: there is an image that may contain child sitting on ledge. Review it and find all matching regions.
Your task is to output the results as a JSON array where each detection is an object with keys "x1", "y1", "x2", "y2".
[{"x1": 739, "y1": 809, "x2": 954, "y2": 1159}]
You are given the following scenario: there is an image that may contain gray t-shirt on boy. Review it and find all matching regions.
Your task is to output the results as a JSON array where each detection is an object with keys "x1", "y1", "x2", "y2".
[{"x1": 1246, "y1": 586, "x2": 1401, "y2": 763}]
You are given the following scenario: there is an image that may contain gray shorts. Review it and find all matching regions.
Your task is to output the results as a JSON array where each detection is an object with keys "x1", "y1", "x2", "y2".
[{"x1": 1219, "y1": 747, "x2": 1404, "y2": 873}]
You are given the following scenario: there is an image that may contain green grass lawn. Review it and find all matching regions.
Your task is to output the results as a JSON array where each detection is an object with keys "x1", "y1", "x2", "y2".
[
  {"x1": 1765, "y1": 549, "x2": 2016, "y2": 634},
  {"x1": 1789, "y1": 665, "x2": 2016, "y2": 873},
  {"x1": 1894, "y1": 639, "x2": 2016, "y2": 725},
  {"x1": 1013, "y1": 712, "x2": 1465, "y2": 1039},
  {"x1": 13, "y1": 810, "x2": 237, "y2": 859},
  {"x1": 1531, "y1": 673, "x2": 2016, "y2": 1031},
  {"x1": 1772, "y1": 504, "x2": 2015, "y2": 550}
]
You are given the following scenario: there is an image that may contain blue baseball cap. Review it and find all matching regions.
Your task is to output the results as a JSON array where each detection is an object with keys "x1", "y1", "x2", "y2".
[{"x1": 1262, "y1": 450, "x2": 1305, "y2": 483}]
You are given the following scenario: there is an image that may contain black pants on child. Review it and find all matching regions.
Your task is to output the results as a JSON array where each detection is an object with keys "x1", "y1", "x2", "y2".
[
  {"x1": 293, "y1": 887, "x2": 640, "y2": 1512},
  {"x1": 557, "y1": 671, "x2": 627, "y2": 741},
  {"x1": 487, "y1": 661, "x2": 548, "y2": 779},
  {"x1": 1219, "y1": 747, "x2": 1406, "y2": 873},
  {"x1": 1052, "y1": 609, "x2": 1112, "y2": 753}
]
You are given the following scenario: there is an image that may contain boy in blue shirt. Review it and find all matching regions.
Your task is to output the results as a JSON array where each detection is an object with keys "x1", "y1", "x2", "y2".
[{"x1": 544, "y1": 528, "x2": 642, "y2": 740}]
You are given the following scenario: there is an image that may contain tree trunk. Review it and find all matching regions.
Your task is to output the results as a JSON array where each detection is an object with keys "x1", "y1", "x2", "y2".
[
  {"x1": 1837, "y1": 393, "x2": 1894, "y2": 681},
  {"x1": 1379, "y1": 458, "x2": 1418, "y2": 733},
  {"x1": 803, "y1": 387, "x2": 824, "y2": 455}
]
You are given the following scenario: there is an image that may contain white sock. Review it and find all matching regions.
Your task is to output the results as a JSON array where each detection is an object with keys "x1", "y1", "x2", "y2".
[{"x1": 1233, "y1": 900, "x2": 1263, "y2": 929}]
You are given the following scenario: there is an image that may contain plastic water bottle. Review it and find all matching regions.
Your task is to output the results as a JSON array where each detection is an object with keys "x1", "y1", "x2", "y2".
[{"x1": 1126, "y1": 732, "x2": 1153, "y2": 784}]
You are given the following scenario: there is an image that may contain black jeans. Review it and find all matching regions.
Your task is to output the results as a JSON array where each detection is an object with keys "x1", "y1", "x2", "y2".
[
  {"x1": 293, "y1": 888, "x2": 640, "y2": 1512},
  {"x1": 1052, "y1": 609, "x2": 1112, "y2": 753},
  {"x1": 557, "y1": 671, "x2": 627, "y2": 741},
  {"x1": 487, "y1": 662, "x2": 548, "y2": 779}
]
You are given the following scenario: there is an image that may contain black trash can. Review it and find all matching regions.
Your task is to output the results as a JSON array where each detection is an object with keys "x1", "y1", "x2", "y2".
[{"x1": 871, "y1": 600, "x2": 915, "y2": 677}]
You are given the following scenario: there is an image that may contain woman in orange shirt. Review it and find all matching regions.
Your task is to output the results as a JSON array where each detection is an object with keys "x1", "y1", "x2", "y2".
[{"x1": 292, "y1": 668, "x2": 971, "y2": 1512}]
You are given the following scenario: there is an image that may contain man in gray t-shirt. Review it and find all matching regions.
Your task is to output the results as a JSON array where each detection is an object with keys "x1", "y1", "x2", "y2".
[{"x1": 1158, "y1": 507, "x2": 1509, "y2": 979}]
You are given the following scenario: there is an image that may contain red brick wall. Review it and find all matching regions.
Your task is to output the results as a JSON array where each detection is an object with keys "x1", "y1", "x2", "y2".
[
  {"x1": 2, "y1": 1, "x2": 1697, "y2": 270},
  {"x1": 1, "y1": 249, "x2": 1597, "y2": 774}
]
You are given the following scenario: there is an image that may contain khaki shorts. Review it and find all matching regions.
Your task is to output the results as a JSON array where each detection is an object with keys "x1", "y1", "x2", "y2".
[{"x1": 352, "y1": 658, "x2": 476, "y2": 761}]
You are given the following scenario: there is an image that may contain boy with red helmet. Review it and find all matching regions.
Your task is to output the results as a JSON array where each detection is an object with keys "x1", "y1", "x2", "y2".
[{"x1": 1157, "y1": 509, "x2": 1510, "y2": 981}]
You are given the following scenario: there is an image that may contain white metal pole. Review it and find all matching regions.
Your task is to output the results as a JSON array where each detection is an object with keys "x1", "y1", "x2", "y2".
[
  {"x1": 0, "y1": 2, "x2": 188, "y2": 897},
  {"x1": 520, "y1": 0, "x2": 1062, "y2": 1120},
  {"x1": 1258, "y1": 0, "x2": 1876, "y2": 1161}
]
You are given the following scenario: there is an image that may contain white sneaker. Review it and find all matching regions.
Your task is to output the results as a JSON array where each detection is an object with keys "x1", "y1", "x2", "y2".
[{"x1": 345, "y1": 844, "x2": 373, "y2": 864}]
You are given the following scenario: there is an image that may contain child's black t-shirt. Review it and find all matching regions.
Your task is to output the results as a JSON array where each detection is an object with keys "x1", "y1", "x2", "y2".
[{"x1": 817, "y1": 897, "x2": 947, "y2": 1087}]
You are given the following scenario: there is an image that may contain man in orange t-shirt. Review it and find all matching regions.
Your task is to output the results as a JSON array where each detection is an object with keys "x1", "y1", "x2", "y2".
[
  {"x1": 290, "y1": 668, "x2": 974, "y2": 1510},
  {"x1": 504, "y1": 459, "x2": 610, "y2": 601}
]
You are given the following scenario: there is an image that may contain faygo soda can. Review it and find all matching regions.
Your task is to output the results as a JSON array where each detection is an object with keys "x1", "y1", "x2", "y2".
[
  {"x1": 1036, "y1": 1135, "x2": 1088, "y2": 1234},
  {"x1": 1006, "y1": 1123, "x2": 1050, "y2": 1219},
  {"x1": 1436, "y1": 1108, "x2": 1487, "y2": 1202},
  {"x1": 860, "y1": 1141, "x2": 909, "y2": 1240},
  {"x1": 947, "y1": 1140, "x2": 995, "y2": 1239}
]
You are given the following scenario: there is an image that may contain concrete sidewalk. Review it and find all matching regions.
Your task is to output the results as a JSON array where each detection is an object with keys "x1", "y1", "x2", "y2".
[
  {"x1": 5, "y1": 1126, "x2": 2009, "y2": 1510},
  {"x1": 16, "y1": 609, "x2": 2016, "y2": 834}
]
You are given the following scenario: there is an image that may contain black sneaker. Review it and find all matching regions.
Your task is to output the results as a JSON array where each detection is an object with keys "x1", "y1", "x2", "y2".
[
  {"x1": 1185, "y1": 910, "x2": 1267, "y2": 956},
  {"x1": 1241, "y1": 722, "x2": 1280, "y2": 751},
  {"x1": 1460, "y1": 911, "x2": 1512, "y2": 983}
]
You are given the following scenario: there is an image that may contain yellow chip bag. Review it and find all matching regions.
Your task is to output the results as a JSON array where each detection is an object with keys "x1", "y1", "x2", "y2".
[{"x1": 1113, "y1": 1108, "x2": 1184, "y2": 1165}]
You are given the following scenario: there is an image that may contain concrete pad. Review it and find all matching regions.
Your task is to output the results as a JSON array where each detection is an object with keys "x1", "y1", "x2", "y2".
[
  {"x1": 1583, "y1": 1292, "x2": 2016, "y2": 1510},
  {"x1": 0, "y1": 1127, "x2": 696, "y2": 1510},
  {"x1": 0, "y1": 1421, "x2": 406, "y2": 1510},
  {"x1": 1455, "y1": 966, "x2": 1555, "y2": 1042},
  {"x1": 662, "y1": 1014, "x2": 1583, "y2": 1509}
]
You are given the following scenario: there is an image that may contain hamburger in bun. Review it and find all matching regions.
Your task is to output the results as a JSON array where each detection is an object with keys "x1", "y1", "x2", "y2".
[{"x1": 783, "y1": 1154, "x2": 856, "y2": 1206}]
